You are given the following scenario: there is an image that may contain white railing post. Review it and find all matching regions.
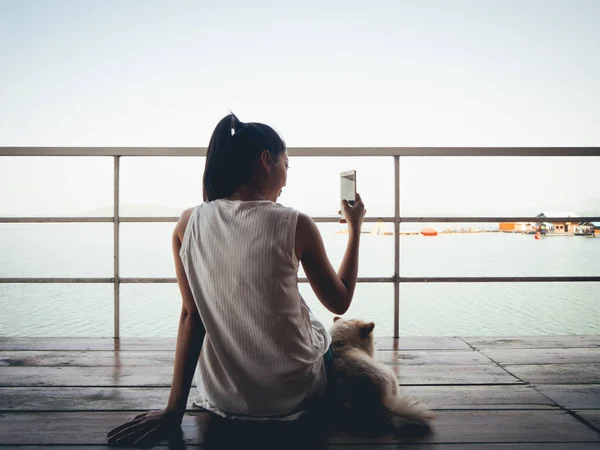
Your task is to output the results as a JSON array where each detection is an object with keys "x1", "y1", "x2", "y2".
[
  {"x1": 113, "y1": 156, "x2": 120, "y2": 339},
  {"x1": 394, "y1": 156, "x2": 400, "y2": 339}
]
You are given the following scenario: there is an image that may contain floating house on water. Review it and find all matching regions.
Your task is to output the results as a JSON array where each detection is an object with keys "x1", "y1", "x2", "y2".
[
  {"x1": 536, "y1": 212, "x2": 580, "y2": 235},
  {"x1": 574, "y1": 221, "x2": 600, "y2": 236}
]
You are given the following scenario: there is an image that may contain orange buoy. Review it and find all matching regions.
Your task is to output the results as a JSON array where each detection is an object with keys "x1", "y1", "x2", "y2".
[{"x1": 420, "y1": 227, "x2": 438, "y2": 236}]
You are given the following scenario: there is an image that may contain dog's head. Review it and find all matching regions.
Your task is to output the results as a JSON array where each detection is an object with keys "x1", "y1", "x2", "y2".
[{"x1": 330, "y1": 317, "x2": 376, "y2": 357}]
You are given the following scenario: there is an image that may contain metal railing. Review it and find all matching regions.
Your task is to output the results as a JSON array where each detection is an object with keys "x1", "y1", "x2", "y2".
[{"x1": 1, "y1": 147, "x2": 599, "y2": 338}]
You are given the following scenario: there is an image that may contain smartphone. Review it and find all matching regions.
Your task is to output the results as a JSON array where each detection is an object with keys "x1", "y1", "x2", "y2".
[{"x1": 340, "y1": 170, "x2": 357, "y2": 207}]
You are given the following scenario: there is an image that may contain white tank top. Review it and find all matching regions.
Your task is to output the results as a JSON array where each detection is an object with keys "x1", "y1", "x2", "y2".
[{"x1": 179, "y1": 199, "x2": 330, "y2": 419}]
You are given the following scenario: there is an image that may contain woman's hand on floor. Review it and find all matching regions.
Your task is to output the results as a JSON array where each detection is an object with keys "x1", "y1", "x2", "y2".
[{"x1": 107, "y1": 409, "x2": 182, "y2": 447}]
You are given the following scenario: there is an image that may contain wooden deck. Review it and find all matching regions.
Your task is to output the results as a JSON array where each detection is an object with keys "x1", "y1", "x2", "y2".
[{"x1": 1, "y1": 335, "x2": 599, "y2": 449}]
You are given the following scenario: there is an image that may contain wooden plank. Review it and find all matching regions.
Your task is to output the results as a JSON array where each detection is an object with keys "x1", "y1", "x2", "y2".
[
  {"x1": 504, "y1": 364, "x2": 600, "y2": 384},
  {"x1": 0, "y1": 350, "x2": 175, "y2": 367},
  {"x1": 0, "y1": 349, "x2": 490, "y2": 367},
  {"x1": 1, "y1": 410, "x2": 598, "y2": 445},
  {"x1": 465, "y1": 336, "x2": 600, "y2": 350},
  {"x1": 0, "y1": 385, "x2": 554, "y2": 411},
  {"x1": 391, "y1": 364, "x2": 520, "y2": 385},
  {"x1": 0, "y1": 387, "x2": 190, "y2": 411},
  {"x1": 326, "y1": 410, "x2": 600, "y2": 444},
  {"x1": 341, "y1": 444, "x2": 600, "y2": 450},
  {"x1": 480, "y1": 348, "x2": 600, "y2": 365},
  {"x1": 0, "y1": 336, "x2": 471, "y2": 352},
  {"x1": 400, "y1": 385, "x2": 554, "y2": 410},
  {"x1": 377, "y1": 350, "x2": 491, "y2": 365},
  {"x1": 574, "y1": 410, "x2": 600, "y2": 433},
  {"x1": 375, "y1": 336, "x2": 471, "y2": 350},
  {"x1": 3, "y1": 336, "x2": 595, "y2": 353},
  {"x1": 0, "y1": 352, "x2": 496, "y2": 370},
  {"x1": 532, "y1": 384, "x2": 600, "y2": 409},
  {"x1": 0, "y1": 366, "x2": 176, "y2": 387},
  {"x1": 0, "y1": 363, "x2": 519, "y2": 387},
  {"x1": 0, "y1": 337, "x2": 177, "y2": 352},
  {"x1": 2, "y1": 445, "x2": 600, "y2": 450}
]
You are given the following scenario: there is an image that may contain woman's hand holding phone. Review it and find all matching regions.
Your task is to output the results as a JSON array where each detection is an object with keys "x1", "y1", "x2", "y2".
[{"x1": 339, "y1": 192, "x2": 366, "y2": 232}]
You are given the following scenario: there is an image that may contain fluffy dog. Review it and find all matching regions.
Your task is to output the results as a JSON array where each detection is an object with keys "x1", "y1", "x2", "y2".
[{"x1": 327, "y1": 317, "x2": 436, "y2": 430}]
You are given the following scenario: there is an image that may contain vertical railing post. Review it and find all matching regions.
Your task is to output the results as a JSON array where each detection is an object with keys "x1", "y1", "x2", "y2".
[
  {"x1": 394, "y1": 155, "x2": 400, "y2": 338},
  {"x1": 113, "y1": 156, "x2": 120, "y2": 339}
]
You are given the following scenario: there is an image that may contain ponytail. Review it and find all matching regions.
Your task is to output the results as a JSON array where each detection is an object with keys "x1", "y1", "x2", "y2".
[{"x1": 202, "y1": 113, "x2": 286, "y2": 202}]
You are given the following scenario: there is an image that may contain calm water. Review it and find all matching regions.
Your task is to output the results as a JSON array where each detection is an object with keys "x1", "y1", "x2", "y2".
[{"x1": 1, "y1": 224, "x2": 599, "y2": 337}]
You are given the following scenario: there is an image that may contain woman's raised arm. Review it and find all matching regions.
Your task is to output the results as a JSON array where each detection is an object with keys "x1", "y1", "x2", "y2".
[{"x1": 295, "y1": 194, "x2": 366, "y2": 315}]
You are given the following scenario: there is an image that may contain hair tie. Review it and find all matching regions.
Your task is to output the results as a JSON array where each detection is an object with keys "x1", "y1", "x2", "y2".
[{"x1": 230, "y1": 112, "x2": 244, "y2": 135}]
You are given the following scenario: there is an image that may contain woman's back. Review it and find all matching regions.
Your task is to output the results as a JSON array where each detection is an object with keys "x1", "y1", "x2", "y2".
[
  {"x1": 107, "y1": 114, "x2": 365, "y2": 446},
  {"x1": 180, "y1": 199, "x2": 328, "y2": 418}
]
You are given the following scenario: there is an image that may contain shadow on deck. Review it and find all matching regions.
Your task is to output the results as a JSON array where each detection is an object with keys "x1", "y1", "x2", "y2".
[{"x1": 1, "y1": 335, "x2": 599, "y2": 448}]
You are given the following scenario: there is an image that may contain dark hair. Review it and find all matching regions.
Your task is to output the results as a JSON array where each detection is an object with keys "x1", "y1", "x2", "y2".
[{"x1": 203, "y1": 113, "x2": 286, "y2": 202}]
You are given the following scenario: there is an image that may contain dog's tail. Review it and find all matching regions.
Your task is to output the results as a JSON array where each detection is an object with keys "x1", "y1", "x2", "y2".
[{"x1": 384, "y1": 395, "x2": 437, "y2": 427}]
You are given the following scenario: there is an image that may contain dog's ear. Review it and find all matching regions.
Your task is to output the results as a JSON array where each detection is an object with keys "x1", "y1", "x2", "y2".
[
  {"x1": 333, "y1": 316, "x2": 342, "y2": 323},
  {"x1": 360, "y1": 322, "x2": 375, "y2": 338}
]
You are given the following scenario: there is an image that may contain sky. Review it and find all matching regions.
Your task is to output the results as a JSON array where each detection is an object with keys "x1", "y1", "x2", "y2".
[{"x1": 1, "y1": 0, "x2": 599, "y2": 217}]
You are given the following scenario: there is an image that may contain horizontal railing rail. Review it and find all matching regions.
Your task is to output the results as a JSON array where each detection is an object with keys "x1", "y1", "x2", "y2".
[
  {"x1": 3, "y1": 276, "x2": 599, "y2": 284},
  {"x1": 1, "y1": 146, "x2": 599, "y2": 338},
  {"x1": 2, "y1": 216, "x2": 600, "y2": 223},
  {"x1": 2, "y1": 147, "x2": 600, "y2": 157}
]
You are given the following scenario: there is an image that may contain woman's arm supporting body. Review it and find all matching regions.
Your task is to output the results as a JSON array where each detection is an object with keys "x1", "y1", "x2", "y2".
[
  {"x1": 295, "y1": 194, "x2": 366, "y2": 315},
  {"x1": 165, "y1": 208, "x2": 206, "y2": 420},
  {"x1": 107, "y1": 208, "x2": 205, "y2": 447}
]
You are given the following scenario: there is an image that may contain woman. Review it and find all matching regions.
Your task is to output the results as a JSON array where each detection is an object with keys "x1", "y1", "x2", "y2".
[{"x1": 107, "y1": 113, "x2": 365, "y2": 446}]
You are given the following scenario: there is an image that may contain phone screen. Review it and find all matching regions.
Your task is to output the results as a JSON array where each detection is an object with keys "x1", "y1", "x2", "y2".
[{"x1": 341, "y1": 171, "x2": 356, "y2": 206}]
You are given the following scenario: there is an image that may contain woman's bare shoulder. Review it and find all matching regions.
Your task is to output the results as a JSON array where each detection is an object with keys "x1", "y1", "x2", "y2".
[
  {"x1": 174, "y1": 206, "x2": 197, "y2": 241},
  {"x1": 296, "y1": 211, "x2": 317, "y2": 236}
]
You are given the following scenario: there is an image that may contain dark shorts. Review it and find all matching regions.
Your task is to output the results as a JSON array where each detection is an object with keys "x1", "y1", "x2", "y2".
[{"x1": 323, "y1": 345, "x2": 333, "y2": 375}]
